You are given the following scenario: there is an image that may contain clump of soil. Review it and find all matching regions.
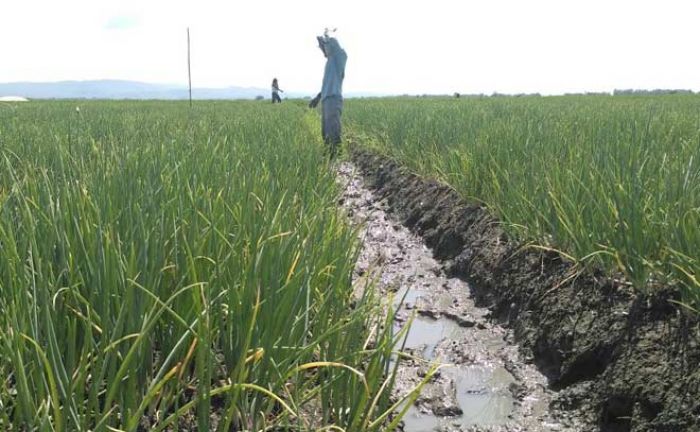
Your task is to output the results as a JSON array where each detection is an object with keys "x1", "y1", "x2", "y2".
[{"x1": 350, "y1": 146, "x2": 700, "y2": 432}]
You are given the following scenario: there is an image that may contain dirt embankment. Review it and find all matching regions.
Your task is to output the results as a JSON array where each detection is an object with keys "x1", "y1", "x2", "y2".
[{"x1": 349, "y1": 146, "x2": 700, "y2": 432}]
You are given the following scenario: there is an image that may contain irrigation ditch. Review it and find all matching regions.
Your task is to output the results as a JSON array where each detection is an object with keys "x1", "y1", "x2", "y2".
[
  {"x1": 338, "y1": 162, "x2": 583, "y2": 431},
  {"x1": 341, "y1": 145, "x2": 700, "y2": 432}
]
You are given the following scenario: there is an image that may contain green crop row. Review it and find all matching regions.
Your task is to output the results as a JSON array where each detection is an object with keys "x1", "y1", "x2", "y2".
[
  {"x1": 0, "y1": 101, "x2": 419, "y2": 431},
  {"x1": 346, "y1": 95, "x2": 700, "y2": 309}
]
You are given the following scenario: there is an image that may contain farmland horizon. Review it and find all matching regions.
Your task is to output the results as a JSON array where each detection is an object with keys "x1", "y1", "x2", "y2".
[{"x1": 0, "y1": 78, "x2": 697, "y2": 100}]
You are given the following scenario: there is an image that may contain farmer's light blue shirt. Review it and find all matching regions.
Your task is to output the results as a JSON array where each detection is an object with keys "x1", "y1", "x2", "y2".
[{"x1": 321, "y1": 38, "x2": 347, "y2": 100}]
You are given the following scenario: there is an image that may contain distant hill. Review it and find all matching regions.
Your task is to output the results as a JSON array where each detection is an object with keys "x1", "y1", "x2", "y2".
[
  {"x1": 0, "y1": 80, "x2": 279, "y2": 100},
  {"x1": 0, "y1": 80, "x2": 389, "y2": 100}
]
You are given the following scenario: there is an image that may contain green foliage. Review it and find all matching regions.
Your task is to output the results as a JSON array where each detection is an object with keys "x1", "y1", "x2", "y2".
[
  {"x1": 0, "y1": 101, "x2": 410, "y2": 431},
  {"x1": 346, "y1": 95, "x2": 700, "y2": 306}
]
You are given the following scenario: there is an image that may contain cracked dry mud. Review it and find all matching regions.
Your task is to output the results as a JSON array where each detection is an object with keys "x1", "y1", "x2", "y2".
[{"x1": 338, "y1": 162, "x2": 585, "y2": 432}]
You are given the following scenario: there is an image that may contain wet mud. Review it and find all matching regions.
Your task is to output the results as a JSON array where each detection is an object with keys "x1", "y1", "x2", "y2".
[
  {"x1": 338, "y1": 163, "x2": 584, "y2": 431},
  {"x1": 347, "y1": 146, "x2": 700, "y2": 432}
]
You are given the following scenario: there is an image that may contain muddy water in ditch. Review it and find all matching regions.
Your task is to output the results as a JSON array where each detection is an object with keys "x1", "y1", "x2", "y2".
[{"x1": 338, "y1": 162, "x2": 582, "y2": 432}]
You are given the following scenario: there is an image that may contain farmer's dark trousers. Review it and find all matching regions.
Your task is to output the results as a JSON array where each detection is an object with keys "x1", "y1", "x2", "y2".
[{"x1": 322, "y1": 96, "x2": 343, "y2": 155}]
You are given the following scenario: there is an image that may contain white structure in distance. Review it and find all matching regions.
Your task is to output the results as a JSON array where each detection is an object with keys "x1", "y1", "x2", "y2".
[{"x1": 0, "y1": 96, "x2": 29, "y2": 102}]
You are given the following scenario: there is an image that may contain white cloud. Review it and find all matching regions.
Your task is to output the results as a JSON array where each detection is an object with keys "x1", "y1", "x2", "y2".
[{"x1": 104, "y1": 15, "x2": 140, "y2": 31}]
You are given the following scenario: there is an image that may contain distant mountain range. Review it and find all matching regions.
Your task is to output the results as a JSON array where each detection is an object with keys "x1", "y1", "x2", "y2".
[
  {"x1": 0, "y1": 80, "x2": 311, "y2": 100},
  {"x1": 2, "y1": 81, "x2": 694, "y2": 100}
]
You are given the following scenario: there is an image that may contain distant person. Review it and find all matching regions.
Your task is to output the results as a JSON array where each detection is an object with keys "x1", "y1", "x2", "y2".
[
  {"x1": 271, "y1": 78, "x2": 283, "y2": 103},
  {"x1": 308, "y1": 31, "x2": 347, "y2": 157}
]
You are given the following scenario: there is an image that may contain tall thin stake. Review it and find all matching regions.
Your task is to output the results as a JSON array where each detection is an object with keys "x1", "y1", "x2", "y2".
[{"x1": 187, "y1": 27, "x2": 192, "y2": 108}]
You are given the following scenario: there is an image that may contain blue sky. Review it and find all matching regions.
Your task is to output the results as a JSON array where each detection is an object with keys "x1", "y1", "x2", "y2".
[{"x1": 2, "y1": 0, "x2": 699, "y2": 95}]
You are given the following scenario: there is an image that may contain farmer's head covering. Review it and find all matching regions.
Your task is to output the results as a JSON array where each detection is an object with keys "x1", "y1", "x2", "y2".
[
  {"x1": 317, "y1": 28, "x2": 342, "y2": 56},
  {"x1": 323, "y1": 37, "x2": 342, "y2": 57}
]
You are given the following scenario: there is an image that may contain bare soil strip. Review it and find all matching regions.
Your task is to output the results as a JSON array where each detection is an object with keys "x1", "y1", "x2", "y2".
[
  {"x1": 338, "y1": 162, "x2": 585, "y2": 432},
  {"x1": 345, "y1": 146, "x2": 700, "y2": 432}
]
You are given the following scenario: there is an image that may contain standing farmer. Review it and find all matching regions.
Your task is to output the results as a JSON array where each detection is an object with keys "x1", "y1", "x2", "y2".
[
  {"x1": 271, "y1": 78, "x2": 283, "y2": 103},
  {"x1": 309, "y1": 32, "x2": 347, "y2": 157}
]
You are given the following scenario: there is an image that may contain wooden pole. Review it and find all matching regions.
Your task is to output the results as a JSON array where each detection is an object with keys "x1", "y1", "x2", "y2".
[{"x1": 187, "y1": 27, "x2": 192, "y2": 108}]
